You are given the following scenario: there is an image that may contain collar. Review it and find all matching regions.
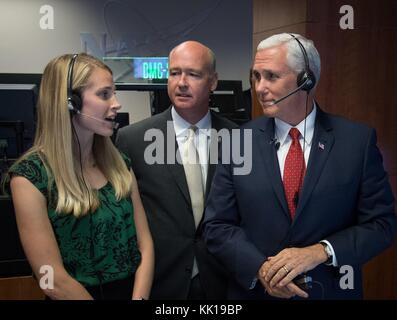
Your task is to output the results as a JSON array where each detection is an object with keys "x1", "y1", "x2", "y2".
[
  {"x1": 171, "y1": 106, "x2": 212, "y2": 138},
  {"x1": 274, "y1": 101, "x2": 317, "y2": 147}
]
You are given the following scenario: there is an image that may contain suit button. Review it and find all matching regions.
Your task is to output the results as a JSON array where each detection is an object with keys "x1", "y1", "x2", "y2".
[{"x1": 185, "y1": 267, "x2": 192, "y2": 273}]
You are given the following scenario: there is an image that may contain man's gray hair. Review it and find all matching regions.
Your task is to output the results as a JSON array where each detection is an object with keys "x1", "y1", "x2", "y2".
[{"x1": 257, "y1": 33, "x2": 321, "y2": 85}]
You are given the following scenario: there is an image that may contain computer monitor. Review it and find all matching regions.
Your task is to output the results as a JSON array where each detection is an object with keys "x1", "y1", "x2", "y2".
[
  {"x1": 150, "y1": 88, "x2": 171, "y2": 115},
  {"x1": 150, "y1": 80, "x2": 249, "y2": 124},
  {"x1": 0, "y1": 195, "x2": 31, "y2": 277},
  {"x1": 0, "y1": 84, "x2": 38, "y2": 159},
  {"x1": 210, "y1": 80, "x2": 250, "y2": 124},
  {"x1": 209, "y1": 80, "x2": 244, "y2": 113},
  {"x1": 111, "y1": 112, "x2": 130, "y2": 143}
]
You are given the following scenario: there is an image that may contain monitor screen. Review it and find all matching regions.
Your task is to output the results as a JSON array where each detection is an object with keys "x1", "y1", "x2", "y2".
[
  {"x1": 0, "y1": 195, "x2": 31, "y2": 277},
  {"x1": 104, "y1": 56, "x2": 169, "y2": 84},
  {"x1": 0, "y1": 84, "x2": 37, "y2": 159},
  {"x1": 150, "y1": 80, "x2": 248, "y2": 122}
]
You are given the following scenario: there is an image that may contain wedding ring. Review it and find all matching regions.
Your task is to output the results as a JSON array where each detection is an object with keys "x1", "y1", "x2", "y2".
[{"x1": 282, "y1": 265, "x2": 290, "y2": 274}]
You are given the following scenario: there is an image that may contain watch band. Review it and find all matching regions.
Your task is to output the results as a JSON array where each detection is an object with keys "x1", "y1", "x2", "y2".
[{"x1": 320, "y1": 242, "x2": 333, "y2": 264}]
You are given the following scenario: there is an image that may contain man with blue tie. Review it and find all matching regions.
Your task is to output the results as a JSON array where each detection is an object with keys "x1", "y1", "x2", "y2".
[{"x1": 203, "y1": 33, "x2": 397, "y2": 299}]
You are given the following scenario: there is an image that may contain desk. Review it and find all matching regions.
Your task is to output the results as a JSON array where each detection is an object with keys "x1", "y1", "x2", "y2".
[{"x1": 0, "y1": 276, "x2": 44, "y2": 300}]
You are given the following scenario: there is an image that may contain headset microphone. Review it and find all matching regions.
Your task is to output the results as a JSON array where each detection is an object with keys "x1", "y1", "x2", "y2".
[
  {"x1": 268, "y1": 79, "x2": 309, "y2": 106},
  {"x1": 76, "y1": 110, "x2": 120, "y2": 129}
]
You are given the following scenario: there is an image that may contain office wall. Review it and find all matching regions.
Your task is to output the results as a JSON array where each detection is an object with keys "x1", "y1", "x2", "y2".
[
  {"x1": 253, "y1": 0, "x2": 397, "y2": 299},
  {"x1": 306, "y1": 0, "x2": 397, "y2": 299},
  {"x1": 0, "y1": 0, "x2": 252, "y2": 123}
]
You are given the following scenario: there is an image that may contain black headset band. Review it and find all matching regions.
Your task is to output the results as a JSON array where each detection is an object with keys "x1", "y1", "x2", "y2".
[
  {"x1": 289, "y1": 34, "x2": 310, "y2": 74},
  {"x1": 67, "y1": 54, "x2": 78, "y2": 101}
]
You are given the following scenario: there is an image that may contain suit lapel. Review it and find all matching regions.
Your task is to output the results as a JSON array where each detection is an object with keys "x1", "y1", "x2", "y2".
[
  {"x1": 293, "y1": 107, "x2": 334, "y2": 222},
  {"x1": 257, "y1": 117, "x2": 290, "y2": 218},
  {"x1": 205, "y1": 113, "x2": 224, "y2": 199},
  {"x1": 206, "y1": 138, "x2": 216, "y2": 200},
  {"x1": 158, "y1": 109, "x2": 191, "y2": 205}
]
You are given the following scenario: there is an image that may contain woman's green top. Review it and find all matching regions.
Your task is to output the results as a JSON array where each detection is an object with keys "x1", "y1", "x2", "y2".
[{"x1": 9, "y1": 152, "x2": 141, "y2": 287}]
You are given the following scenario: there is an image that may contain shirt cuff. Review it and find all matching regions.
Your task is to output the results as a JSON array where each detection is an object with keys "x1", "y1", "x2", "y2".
[{"x1": 320, "y1": 240, "x2": 338, "y2": 266}]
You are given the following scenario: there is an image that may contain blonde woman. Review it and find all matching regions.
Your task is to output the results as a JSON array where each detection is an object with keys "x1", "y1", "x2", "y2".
[{"x1": 8, "y1": 53, "x2": 154, "y2": 300}]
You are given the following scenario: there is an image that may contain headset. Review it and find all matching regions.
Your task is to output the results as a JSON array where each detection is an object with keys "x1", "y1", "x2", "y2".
[
  {"x1": 67, "y1": 54, "x2": 82, "y2": 114},
  {"x1": 269, "y1": 34, "x2": 316, "y2": 106},
  {"x1": 290, "y1": 33, "x2": 316, "y2": 92}
]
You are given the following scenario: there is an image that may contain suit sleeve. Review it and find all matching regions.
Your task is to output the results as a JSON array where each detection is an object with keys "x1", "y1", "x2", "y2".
[
  {"x1": 203, "y1": 159, "x2": 266, "y2": 291},
  {"x1": 326, "y1": 128, "x2": 397, "y2": 265}
]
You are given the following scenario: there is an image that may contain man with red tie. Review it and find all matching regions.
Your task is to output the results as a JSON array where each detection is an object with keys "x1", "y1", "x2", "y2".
[{"x1": 202, "y1": 33, "x2": 397, "y2": 299}]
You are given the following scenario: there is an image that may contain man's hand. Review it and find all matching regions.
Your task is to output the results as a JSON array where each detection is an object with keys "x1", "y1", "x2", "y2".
[
  {"x1": 257, "y1": 261, "x2": 309, "y2": 299},
  {"x1": 261, "y1": 244, "x2": 328, "y2": 289}
]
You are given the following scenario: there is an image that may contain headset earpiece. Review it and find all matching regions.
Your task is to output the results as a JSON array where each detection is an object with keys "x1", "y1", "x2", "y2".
[
  {"x1": 67, "y1": 91, "x2": 82, "y2": 114},
  {"x1": 67, "y1": 99, "x2": 74, "y2": 112},
  {"x1": 290, "y1": 34, "x2": 316, "y2": 92},
  {"x1": 66, "y1": 54, "x2": 81, "y2": 115},
  {"x1": 297, "y1": 69, "x2": 316, "y2": 92}
]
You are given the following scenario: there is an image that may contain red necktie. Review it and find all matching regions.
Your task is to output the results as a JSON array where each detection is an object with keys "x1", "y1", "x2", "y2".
[{"x1": 283, "y1": 128, "x2": 306, "y2": 219}]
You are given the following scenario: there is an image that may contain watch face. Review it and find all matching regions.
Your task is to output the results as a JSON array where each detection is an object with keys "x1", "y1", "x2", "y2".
[{"x1": 325, "y1": 246, "x2": 332, "y2": 257}]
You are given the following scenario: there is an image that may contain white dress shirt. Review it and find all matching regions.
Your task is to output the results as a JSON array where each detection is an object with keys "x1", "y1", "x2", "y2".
[
  {"x1": 274, "y1": 104, "x2": 316, "y2": 179},
  {"x1": 172, "y1": 106, "x2": 211, "y2": 192}
]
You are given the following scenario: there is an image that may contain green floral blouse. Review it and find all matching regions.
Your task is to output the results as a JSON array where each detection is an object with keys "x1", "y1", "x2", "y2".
[{"x1": 9, "y1": 152, "x2": 141, "y2": 287}]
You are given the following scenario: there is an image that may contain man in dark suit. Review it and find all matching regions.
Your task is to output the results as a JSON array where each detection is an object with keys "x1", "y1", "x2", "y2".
[
  {"x1": 202, "y1": 33, "x2": 397, "y2": 299},
  {"x1": 116, "y1": 41, "x2": 237, "y2": 299}
]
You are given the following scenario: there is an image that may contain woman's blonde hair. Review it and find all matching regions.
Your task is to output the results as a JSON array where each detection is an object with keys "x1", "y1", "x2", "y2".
[{"x1": 14, "y1": 53, "x2": 132, "y2": 217}]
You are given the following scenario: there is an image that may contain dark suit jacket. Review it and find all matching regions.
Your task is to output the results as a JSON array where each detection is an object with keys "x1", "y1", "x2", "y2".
[
  {"x1": 203, "y1": 107, "x2": 397, "y2": 299},
  {"x1": 116, "y1": 108, "x2": 237, "y2": 299}
]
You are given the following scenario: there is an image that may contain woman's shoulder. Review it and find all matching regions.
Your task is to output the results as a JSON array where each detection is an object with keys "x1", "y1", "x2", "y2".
[{"x1": 9, "y1": 151, "x2": 49, "y2": 191}]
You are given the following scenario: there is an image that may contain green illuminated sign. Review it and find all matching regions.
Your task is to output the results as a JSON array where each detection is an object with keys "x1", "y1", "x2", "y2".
[{"x1": 143, "y1": 62, "x2": 168, "y2": 79}]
